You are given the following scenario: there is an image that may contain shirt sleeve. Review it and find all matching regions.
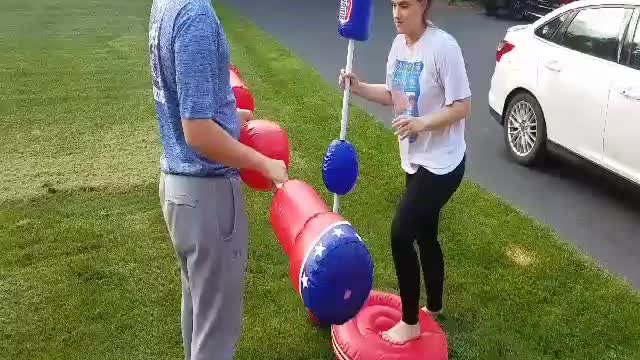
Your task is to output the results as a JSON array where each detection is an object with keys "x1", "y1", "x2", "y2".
[
  {"x1": 174, "y1": 13, "x2": 219, "y2": 120},
  {"x1": 437, "y1": 36, "x2": 472, "y2": 106},
  {"x1": 385, "y1": 36, "x2": 398, "y2": 91}
]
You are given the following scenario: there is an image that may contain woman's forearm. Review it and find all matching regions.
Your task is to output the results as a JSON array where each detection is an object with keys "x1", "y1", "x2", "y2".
[
  {"x1": 354, "y1": 82, "x2": 393, "y2": 106},
  {"x1": 422, "y1": 98, "x2": 471, "y2": 131}
]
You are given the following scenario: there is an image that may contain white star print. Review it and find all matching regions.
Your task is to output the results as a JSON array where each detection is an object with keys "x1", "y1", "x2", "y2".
[
  {"x1": 332, "y1": 228, "x2": 344, "y2": 237},
  {"x1": 301, "y1": 273, "x2": 309, "y2": 288},
  {"x1": 315, "y1": 243, "x2": 326, "y2": 257}
]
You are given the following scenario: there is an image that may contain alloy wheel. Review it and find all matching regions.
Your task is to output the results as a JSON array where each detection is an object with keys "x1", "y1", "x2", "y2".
[{"x1": 507, "y1": 100, "x2": 537, "y2": 157}]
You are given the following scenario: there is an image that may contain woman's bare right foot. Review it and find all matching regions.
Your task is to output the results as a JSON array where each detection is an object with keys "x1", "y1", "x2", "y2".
[{"x1": 380, "y1": 320, "x2": 421, "y2": 345}]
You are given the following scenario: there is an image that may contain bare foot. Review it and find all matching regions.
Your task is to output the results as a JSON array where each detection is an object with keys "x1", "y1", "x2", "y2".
[{"x1": 380, "y1": 320, "x2": 421, "y2": 344}]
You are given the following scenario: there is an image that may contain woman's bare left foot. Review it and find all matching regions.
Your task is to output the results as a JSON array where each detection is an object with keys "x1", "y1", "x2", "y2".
[{"x1": 421, "y1": 306, "x2": 443, "y2": 317}]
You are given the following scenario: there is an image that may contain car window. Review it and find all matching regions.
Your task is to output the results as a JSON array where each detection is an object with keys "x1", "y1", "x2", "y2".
[
  {"x1": 558, "y1": 7, "x2": 629, "y2": 62},
  {"x1": 630, "y1": 20, "x2": 640, "y2": 69},
  {"x1": 535, "y1": 12, "x2": 571, "y2": 42}
]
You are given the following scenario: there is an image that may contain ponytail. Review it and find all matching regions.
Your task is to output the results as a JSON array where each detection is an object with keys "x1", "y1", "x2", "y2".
[{"x1": 419, "y1": 0, "x2": 432, "y2": 24}]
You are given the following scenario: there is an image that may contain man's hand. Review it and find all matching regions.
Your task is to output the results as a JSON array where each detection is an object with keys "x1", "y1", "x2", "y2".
[
  {"x1": 260, "y1": 158, "x2": 288, "y2": 187},
  {"x1": 182, "y1": 118, "x2": 289, "y2": 185},
  {"x1": 237, "y1": 108, "x2": 253, "y2": 124}
]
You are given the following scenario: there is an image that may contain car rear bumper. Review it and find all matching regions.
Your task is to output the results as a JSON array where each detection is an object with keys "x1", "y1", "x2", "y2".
[
  {"x1": 490, "y1": 105, "x2": 503, "y2": 125},
  {"x1": 488, "y1": 83, "x2": 505, "y2": 126}
]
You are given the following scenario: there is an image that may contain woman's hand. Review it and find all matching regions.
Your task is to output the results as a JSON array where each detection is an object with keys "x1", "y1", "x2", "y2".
[
  {"x1": 337, "y1": 69, "x2": 393, "y2": 106},
  {"x1": 338, "y1": 68, "x2": 361, "y2": 94},
  {"x1": 392, "y1": 114, "x2": 428, "y2": 140},
  {"x1": 392, "y1": 99, "x2": 472, "y2": 139}
]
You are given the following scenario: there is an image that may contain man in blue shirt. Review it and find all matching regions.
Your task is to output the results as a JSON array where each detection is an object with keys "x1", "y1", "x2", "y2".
[{"x1": 149, "y1": 1, "x2": 288, "y2": 359}]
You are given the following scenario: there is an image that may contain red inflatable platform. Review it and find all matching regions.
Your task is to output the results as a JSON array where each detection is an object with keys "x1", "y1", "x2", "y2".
[{"x1": 331, "y1": 290, "x2": 448, "y2": 360}]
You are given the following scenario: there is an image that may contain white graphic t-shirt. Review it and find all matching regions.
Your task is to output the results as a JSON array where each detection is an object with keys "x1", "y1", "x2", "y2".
[{"x1": 386, "y1": 25, "x2": 471, "y2": 175}]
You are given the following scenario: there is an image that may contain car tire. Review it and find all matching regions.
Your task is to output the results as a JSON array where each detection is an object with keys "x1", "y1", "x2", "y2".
[
  {"x1": 485, "y1": 0, "x2": 498, "y2": 15},
  {"x1": 508, "y1": 0, "x2": 527, "y2": 20},
  {"x1": 503, "y1": 92, "x2": 547, "y2": 166}
]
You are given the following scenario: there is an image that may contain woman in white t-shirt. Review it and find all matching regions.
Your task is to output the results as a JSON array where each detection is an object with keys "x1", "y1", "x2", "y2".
[{"x1": 338, "y1": 0, "x2": 471, "y2": 345}]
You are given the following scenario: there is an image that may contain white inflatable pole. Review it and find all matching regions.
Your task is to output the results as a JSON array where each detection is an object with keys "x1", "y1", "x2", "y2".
[{"x1": 333, "y1": 39, "x2": 355, "y2": 214}]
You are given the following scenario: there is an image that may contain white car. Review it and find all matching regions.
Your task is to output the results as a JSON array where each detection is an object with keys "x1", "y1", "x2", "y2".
[{"x1": 489, "y1": 0, "x2": 640, "y2": 186}]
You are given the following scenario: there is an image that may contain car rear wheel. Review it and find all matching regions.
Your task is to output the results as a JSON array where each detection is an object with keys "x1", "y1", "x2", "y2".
[
  {"x1": 485, "y1": 0, "x2": 498, "y2": 15},
  {"x1": 508, "y1": 0, "x2": 527, "y2": 20},
  {"x1": 503, "y1": 92, "x2": 547, "y2": 166}
]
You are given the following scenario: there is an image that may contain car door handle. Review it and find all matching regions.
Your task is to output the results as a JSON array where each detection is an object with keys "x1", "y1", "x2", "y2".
[
  {"x1": 621, "y1": 89, "x2": 640, "y2": 100},
  {"x1": 544, "y1": 61, "x2": 562, "y2": 72}
]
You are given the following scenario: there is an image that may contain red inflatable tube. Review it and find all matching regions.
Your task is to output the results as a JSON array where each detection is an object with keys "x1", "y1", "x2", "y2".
[
  {"x1": 331, "y1": 290, "x2": 448, "y2": 360},
  {"x1": 270, "y1": 179, "x2": 374, "y2": 326},
  {"x1": 287, "y1": 211, "x2": 346, "y2": 295},
  {"x1": 239, "y1": 119, "x2": 290, "y2": 191},
  {"x1": 307, "y1": 310, "x2": 322, "y2": 326},
  {"x1": 230, "y1": 68, "x2": 255, "y2": 112},
  {"x1": 270, "y1": 179, "x2": 355, "y2": 295},
  {"x1": 230, "y1": 63, "x2": 241, "y2": 78},
  {"x1": 270, "y1": 180, "x2": 330, "y2": 256}
]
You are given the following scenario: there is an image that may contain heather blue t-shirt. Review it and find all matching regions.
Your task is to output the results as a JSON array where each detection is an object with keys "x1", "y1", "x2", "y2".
[{"x1": 149, "y1": 0, "x2": 239, "y2": 178}]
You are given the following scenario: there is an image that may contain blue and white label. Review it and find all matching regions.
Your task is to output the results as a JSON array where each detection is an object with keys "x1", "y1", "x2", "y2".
[
  {"x1": 391, "y1": 60, "x2": 424, "y2": 143},
  {"x1": 338, "y1": 0, "x2": 353, "y2": 24}
]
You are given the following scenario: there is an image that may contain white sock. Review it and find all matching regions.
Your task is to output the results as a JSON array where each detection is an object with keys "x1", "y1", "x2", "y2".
[{"x1": 380, "y1": 320, "x2": 421, "y2": 345}]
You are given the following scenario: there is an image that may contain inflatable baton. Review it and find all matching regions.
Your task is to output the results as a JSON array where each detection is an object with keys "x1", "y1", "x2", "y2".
[
  {"x1": 239, "y1": 119, "x2": 290, "y2": 191},
  {"x1": 323, "y1": 139, "x2": 359, "y2": 196},
  {"x1": 331, "y1": 0, "x2": 373, "y2": 213},
  {"x1": 270, "y1": 180, "x2": 374, "y2": 325},
  {"x1": 338, "y1": 0, "x2": 374, "y2": 42},
  {"x1": 229, "y1": 66, "x2": 255, "y2": 112},
  {"x1": 230, "y1": 63, "x2": 241, "y2": 78}
]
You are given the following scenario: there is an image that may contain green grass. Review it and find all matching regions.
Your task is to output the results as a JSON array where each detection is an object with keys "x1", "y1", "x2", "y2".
[{"x1": 1, "y1": 0, "x2": 639, "y2": 359}]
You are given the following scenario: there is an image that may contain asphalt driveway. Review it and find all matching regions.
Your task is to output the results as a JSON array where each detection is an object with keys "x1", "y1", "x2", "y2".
[{"x1": 220, "y1": 0, "x2": 640, "y2": 288}]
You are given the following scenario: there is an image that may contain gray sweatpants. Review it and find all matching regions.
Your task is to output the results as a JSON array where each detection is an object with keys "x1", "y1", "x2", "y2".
[{"x1": 159, "y1": 173, "x2": 249, "y2": 360}]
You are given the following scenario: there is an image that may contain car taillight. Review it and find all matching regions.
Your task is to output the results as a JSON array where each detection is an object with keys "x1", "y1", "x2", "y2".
[{"x1": 496, "y1": 40, "x2": 515, "y2": 62}]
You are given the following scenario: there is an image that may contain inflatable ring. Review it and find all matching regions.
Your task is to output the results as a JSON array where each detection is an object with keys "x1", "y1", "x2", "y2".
[{"x1": 331, "y1": 290, "x2": 448, "y2": 360}]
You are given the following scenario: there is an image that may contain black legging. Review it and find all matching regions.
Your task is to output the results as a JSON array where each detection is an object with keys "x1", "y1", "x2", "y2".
[{"x1": 390, "y1": 156, "x2": 465, "y2": 325}]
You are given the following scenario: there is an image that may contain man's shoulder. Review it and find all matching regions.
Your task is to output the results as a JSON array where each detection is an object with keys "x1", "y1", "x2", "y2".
[
  {"x1": 178, "y1": 0, "x2": 216, "y2": 17},
  {"x1": 154, "y1": 0, "x2": 216, "y2": 24},
  {"x1": 159, "y1": 0, "x2": 221, "y2": 43}
]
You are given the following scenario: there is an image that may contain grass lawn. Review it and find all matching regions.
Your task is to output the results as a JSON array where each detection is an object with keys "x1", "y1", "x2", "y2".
[{"x1": 1, "y1": 0, "x2": 639, "y2": 359}]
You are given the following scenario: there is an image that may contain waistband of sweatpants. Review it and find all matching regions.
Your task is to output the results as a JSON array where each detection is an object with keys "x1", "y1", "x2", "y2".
[{"x1": 161, "y1": 172, "x2": 241, "y2": 181}]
